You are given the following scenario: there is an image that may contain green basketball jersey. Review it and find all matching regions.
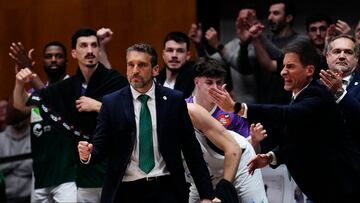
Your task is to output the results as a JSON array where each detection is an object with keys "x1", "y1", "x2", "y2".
[{"x1": 30, "y1": 107, "x2": 77, "y2": 189}]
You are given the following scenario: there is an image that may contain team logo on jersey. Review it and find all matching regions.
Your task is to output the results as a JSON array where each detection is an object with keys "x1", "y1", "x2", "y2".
[
  {"x1": 30, "y1": 107, "x2": 43, "y2": 123},
  {"x1": 217, "y1": 114, "x2": 231, "y2": 127},
  {"x1": 44, "y1": 125, "x2": 51, "y2": 132},
  {"x1": 32, "y1": 123, "x2": 43, "y2": 137}
]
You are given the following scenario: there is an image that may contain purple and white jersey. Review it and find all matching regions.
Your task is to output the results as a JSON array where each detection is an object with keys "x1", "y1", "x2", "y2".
[{"x1": 186, "y1": 96, "x2": 249, "y2": 137}]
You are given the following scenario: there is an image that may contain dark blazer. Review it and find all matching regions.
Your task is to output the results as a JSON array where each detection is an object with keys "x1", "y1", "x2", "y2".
[
  {"x1": 246, "y1": 80, "x2": 360, "y2": 202},
  {"x1": 90, "y1": 83, "x2": 214, "y2": 203},
  {"x1": 339, "y1": 69, "x2": 360, "y2": 144},
  {"x1": 156, "y1": 61, "x2": 196, "y2": 98}
]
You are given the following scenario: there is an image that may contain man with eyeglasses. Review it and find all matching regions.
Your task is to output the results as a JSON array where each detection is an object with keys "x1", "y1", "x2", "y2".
[{"x1": 320, "y1": 34, "x2": 360, "y2": 147}]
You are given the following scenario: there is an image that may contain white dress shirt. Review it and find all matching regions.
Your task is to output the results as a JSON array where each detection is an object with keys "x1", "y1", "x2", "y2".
[{"x1": 122, "y1": 82, "x2": 169, "y2": 181}]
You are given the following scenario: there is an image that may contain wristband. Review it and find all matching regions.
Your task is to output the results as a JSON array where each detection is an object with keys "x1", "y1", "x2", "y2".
[{"x1": 233, "y1": 102, "x2": 242, "y2": 114}]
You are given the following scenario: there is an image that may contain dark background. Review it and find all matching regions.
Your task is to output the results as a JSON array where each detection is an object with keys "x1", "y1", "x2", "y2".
[{"x1": 197, "y1": 0, "x2": 359, "y2": 43}]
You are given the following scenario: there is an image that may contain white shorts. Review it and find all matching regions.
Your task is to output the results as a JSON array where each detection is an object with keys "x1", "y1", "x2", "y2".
[
  {"x1": 77, "y1": 187, "x2": 102, "y2": 203},
  {"x1": 32, "y1": 182, "x2": 77, "y2": 203}
]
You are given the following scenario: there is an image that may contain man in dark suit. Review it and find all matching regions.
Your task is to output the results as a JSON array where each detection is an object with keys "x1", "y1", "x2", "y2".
[
  {"x1": 320, "y1": 34, "x2": 360, "y2": 145},
  {"x1": 78, "y1": 43, "x2": 216, "y2": 203},
  {"x1": 209, "y1": 40, "x2": 360, "y2": 202}
]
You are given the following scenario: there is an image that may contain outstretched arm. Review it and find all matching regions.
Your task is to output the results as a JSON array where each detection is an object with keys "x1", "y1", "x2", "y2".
[
  {"x1": 187, "y1": 103, "x2": 241, "y2": 182},
  {"x1": 13, "y1": 68, "x2": 36, "y2": 112},
  {"x1": 9, "y1": 42, "x2": 35, "y2": 69},
  {"x1": 9, "y1": 42, "x2": 45, "y2": 89},
  {"x1": 97, "y1": 28, "x2": 113, "y2": 69},
  {"x1": 247, "y1": 152, "x2": 274, "y2": 175}
]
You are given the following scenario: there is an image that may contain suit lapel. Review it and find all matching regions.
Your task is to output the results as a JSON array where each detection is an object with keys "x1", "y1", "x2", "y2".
[
  {"x1": 122, "y1": 86, "x2": 136, "y2": 132},
  {"x1": 347, "y1": 71, "x2": 360, "y2": 97},
  {"x1": 348, "y1": 71, "x2": 360, "y2": 89}
]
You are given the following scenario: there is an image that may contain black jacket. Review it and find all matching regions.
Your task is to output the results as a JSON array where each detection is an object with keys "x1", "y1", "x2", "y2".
[{"x1": 156, "y1": 61, "x2": 196, "y2": 98}]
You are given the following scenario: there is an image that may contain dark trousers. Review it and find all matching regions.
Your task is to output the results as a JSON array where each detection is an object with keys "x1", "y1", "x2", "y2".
[{"x1": 116, "y1": 176, "x2": 187, "y2": 203}]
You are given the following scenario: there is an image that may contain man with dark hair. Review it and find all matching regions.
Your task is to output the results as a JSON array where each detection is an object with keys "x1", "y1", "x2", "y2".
[
  {"x1": 186, "y1": 58, "x2": 249, "y2": 138},
  {"x1": 210, "y1": 39, "x2": 360, "y2": 202},
  {"x1": 13, "y1": 27, "x2": 128, "y2": 203},
  {"x1": 186, "y1": 58, "x2": 268, "y2": 153},
  {"x1": 9, "y1": 41, "x2": 77, "y2": 202},
  {"x1": 156, "y1": 31, "x2": 196, "y2": 98},
  {"x1": 188, "y1": 3, "x2": 259, "y2": 103},
  {"x1": 305, "y1": 13, "x2": 332, "y2": 53},
  {"x1": 42, "y1": 41, "x2": 68, "y2": 84},
  {"x1": 78, "y1": 43, "x2": 216, "y2": 203}
]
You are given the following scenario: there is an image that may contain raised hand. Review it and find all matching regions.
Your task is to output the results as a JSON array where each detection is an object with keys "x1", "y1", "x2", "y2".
[
  {"x1": 247, "y1": 153, "x2": 271, "y2": 175},
  {"x1": 250, "y1": 123, "x2": 267, "y2": 143},
  {"x1": 208, "y1": 84, "x2": 235, "y2": 113},
  {"x1": 319, "y1": 69, "x2": 343, "y2": 94},
  {"x1": 335, "y1": 20, "x2": 351, "y2": 35},
  {"x1": 188, "y1": 23, "x2": 203, "y2": 44},
  {"x1": 9, "y1": 42, "x2": 35, "y2": 70},
  {"x1": 78, "y1": 141, "x2": 93, "y2": 162},
  {"x1": 97, "y1": 27, "x2": 114, "y2": 47},
  {"x1": 205, "y1": 27, "x2": 220, "y2": 50},
  {"x1": 325, "y1": 24, "x2": 338, "y2": 46},
  {"x1": 249, "y1": 23, "x2": 265, "y2": 40},
  {"x1": 15, "y1": 67, "x2": 37, "y2": 86},
  {"x1": 236, "y1": 9, "x2": 259, "y2": 44}
]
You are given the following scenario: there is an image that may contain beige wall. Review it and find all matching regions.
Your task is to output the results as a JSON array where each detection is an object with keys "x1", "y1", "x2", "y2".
[{"x1": 0, "y1": 0, "x2": 196, "y2": 99}]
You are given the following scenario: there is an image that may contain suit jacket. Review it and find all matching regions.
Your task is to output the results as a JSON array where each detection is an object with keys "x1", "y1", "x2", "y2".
[
  {"x1": 246, "y1": 80, "x2": 360, "y2": 202},
  {"x1": 339, "y1": 69, "x2": 360, "y2": 144},
  {"x1": 90, "y1": 83, "x2": 214, "y2": 203}
]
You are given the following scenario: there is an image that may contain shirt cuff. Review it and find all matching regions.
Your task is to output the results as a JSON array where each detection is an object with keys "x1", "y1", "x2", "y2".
[{"x1": 80, "y1": 154, "x2": 91, "y2": 164}]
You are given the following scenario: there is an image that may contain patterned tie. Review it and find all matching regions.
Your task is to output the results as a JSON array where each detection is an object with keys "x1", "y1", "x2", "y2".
[{"x1": 138, "y1": 94, "x2": 154, "y2": 173}]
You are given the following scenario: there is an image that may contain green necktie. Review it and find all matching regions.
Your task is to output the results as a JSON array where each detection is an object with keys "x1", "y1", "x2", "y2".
[{"x1": 138, "y1": 94, "x2": 155, "y2": 173}]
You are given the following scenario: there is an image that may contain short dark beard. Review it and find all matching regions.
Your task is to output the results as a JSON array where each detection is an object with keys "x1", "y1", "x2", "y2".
[
  {"x1": 86, "y1": 63, "x2": 97, "y2": 68},
  {"x1": 166, "y1": 66, "x2": 181, "y2": 74},
  {"x1": 44, "y1": 65, "x2": 66, "y2": 83}
]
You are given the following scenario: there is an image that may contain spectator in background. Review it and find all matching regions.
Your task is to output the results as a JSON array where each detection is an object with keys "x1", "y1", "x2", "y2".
[
  {"x1": 188, "y1": 3, "x2": 259, "y2": 103},
  {"x1": 156, "y1": 32, "x2": 196, "y2": 98},
  {"x1": 305, "y1": 13, "x2": 332, "y2": 53},
  {"x1": 356, "y1": 20, "x2": 360, "y2": 45},
  {"x1": 0, "y1": 114, "x2": 32, "y2": 203},
  {"x1": 0, "y1": 100, "x2": 8, "y2": 132}
]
